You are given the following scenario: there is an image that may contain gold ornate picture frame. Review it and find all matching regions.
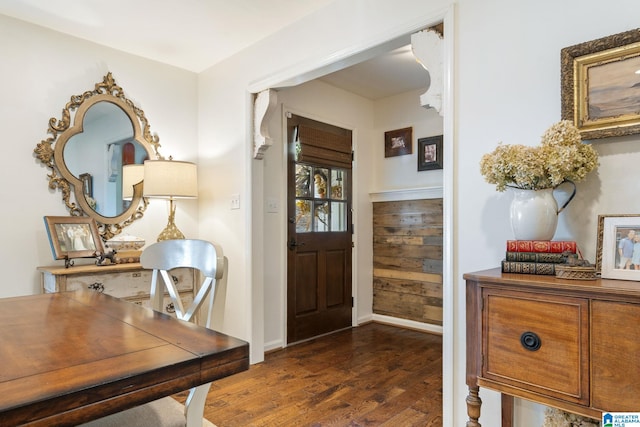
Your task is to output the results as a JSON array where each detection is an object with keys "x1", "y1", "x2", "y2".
[{"x1": 561, "y1": 28, "x2": 640, "y2": 140}]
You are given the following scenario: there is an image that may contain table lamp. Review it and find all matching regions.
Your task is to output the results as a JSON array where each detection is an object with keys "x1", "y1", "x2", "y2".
[{"x1": 143, "y1": 158, "x2": 198, "y2": 241}]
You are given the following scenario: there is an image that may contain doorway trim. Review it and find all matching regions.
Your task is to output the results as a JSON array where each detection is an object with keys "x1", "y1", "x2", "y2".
[{"x1": 250, "y1": 4, "x2": 455, "y2": 426}]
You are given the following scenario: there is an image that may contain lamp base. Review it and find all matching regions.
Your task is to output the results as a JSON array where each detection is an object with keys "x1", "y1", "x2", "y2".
[
  {"x1": 157, "y1": 199, "x2": 186, "y2": 241},
  {"x1": 156, "y1": 222, "x2": 185, "y2": 241}
]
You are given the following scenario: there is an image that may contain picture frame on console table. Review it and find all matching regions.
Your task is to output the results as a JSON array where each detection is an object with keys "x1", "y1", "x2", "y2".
[
  {"x1": 561, "y1": 28, "x2": 640, "y2": 140},
  {"x1": 44, "y1": 216, "x2": 104, "y2": 261},
  {"x1": 597, "y1": 214, "x2": 640, "y2": 280}
]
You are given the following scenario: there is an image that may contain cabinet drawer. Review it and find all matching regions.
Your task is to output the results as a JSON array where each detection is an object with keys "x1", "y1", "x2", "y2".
[
  {"x1": 65, "y1": 268, "x2": 194, "y2": 298},
  {"x1": 129, "y1": 292, "x2": 195, "y2": 319},
  {"x1": 482, "y1": 288, "x2": 589, "y2": 405}
]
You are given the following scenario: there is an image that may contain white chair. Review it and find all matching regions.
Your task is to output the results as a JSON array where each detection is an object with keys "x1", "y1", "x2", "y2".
[
  {"x1": 81, "y1": 239, "x2": 225, "y2": 427},
  {"x1": 144, "y1": 238, "x2": 224, "y2": 329}
]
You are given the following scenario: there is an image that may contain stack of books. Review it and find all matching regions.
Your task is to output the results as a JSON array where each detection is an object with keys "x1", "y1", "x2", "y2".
[{"x1": 501, "y1": 240, "x2": 577, "y2": 275}]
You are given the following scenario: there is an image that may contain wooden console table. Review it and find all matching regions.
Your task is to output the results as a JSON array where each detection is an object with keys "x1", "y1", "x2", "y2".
[
  {"x1": 465, "y1": 268, "x2": 640, "y2": 426},
  {"x1": 38, "y1": 263, "x2": 196, "y2": 317}
]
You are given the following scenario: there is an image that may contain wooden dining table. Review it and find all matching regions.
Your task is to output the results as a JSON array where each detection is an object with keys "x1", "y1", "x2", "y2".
[{"x1": 0, "y1": 290, "x2": 249, "y2": 426}]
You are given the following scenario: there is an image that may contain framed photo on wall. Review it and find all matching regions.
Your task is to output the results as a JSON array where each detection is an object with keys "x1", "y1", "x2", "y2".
[
  {"x1": 417, "y1": 135, "x2": 443, "y2": 171},
  {"x1": 44, "y1": 216, "x2": 103, "y2": 261},
  {"x1": 561, "y1": 28, "x2": 640, "y2": 139},
  {"x1": 597, "y1": 214, "x2": 640, "y2": 280},
  {"x1": 384, "y1": 127, "x2": 412, "y2": 157}
]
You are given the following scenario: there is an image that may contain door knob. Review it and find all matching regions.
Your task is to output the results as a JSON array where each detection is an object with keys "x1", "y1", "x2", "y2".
[{"x1": 288, "y1": 238, "x2": 305, "y2": 250}]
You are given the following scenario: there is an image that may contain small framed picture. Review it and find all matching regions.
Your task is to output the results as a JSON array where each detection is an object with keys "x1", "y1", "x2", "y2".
[
  {"x1": 561, "y1": 29, "x2": 640, "y2": 139},
  {"x1": 384, "y1": 127, "x2": 412, "y2": 157},
  {"x1": 597, "y1": 214, "x2": 640, "y2": 280},
  {"x1": 44, "y1": 216, "x2": 104, "y2": 261},
  {"x1": 417, "y1": 135, "x2": 443, "y2": 171}
]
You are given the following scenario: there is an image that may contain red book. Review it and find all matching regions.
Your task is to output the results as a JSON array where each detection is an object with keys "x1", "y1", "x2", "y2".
[{"x1": 506, "y1": 240, "x2": 576, "y2": 253}]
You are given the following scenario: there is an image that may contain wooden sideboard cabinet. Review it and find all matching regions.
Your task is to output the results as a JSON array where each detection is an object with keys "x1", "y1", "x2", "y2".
[
  {"x1": 38, "y1": 263, "x2": 196, "y2": 318},
  {"x1": 465, "y1": 268, "x2": 640, "y2": 427}
]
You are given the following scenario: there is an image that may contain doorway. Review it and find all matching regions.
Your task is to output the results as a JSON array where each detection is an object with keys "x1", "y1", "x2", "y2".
[
  {"x1": 286, "y1": 114, "x2": 353, "y2": 344},
  {"x1": 250, "y1": 6, "x2": 454, "y2": 425}
]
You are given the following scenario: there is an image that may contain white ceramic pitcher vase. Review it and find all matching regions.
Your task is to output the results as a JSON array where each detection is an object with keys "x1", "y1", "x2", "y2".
[{"x1": 509, "y1": 180, "x2": 576, "y2": 241}]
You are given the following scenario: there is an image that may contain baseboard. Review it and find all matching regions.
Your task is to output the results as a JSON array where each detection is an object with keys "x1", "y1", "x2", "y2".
[
  {"x1": 370, "y1": 314, "x2": 443, "y2": 335},
  {"x1": 357, "y1": 313, "x2": 374, "y2": 324},
  {"x1": 264, "y1": 339, "x2": 283, "y2": 353}
]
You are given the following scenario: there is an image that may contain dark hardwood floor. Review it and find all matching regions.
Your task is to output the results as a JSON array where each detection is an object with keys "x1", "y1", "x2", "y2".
[{"x1": 191, "y1": 322, "x2": 443, "y2": 426}]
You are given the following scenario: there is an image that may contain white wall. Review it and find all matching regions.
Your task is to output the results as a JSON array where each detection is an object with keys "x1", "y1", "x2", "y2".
[
  {"x1": 373, "y1": 89, "x2": 444, "y2": 191},
  {"x1": 1, "y1": 15, "x2": 198, "y2": 298}
]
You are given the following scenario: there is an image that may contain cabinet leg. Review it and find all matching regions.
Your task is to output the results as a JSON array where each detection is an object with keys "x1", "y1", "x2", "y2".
[
  {"x1": 501, "y1": 394, "x2": 513, "y2": 427},
  {"x1": 466, "y1": 386, "x2": 482, "y2": 427}
]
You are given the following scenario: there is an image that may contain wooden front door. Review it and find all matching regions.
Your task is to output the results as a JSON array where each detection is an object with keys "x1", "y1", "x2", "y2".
[{"x1": 286, "y1": 114, "x2": 353, "y2": 344}]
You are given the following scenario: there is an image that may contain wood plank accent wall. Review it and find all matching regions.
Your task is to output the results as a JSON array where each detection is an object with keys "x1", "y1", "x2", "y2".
[{"x1": 372, "y1": 198, "x2": 443, "y2": 326}]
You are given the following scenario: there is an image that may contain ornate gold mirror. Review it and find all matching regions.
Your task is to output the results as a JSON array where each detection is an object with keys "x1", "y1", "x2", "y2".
[{"x1": 35, "y1": 73, "x2": 162, "y2": 240}]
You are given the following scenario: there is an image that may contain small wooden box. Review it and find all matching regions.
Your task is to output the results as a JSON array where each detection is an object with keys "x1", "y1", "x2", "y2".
[{"x1": 554, "y1": 264, "x2": 597, "y2": 280}]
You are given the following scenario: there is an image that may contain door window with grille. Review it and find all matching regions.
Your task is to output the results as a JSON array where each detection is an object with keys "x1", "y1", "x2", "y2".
[{"x1": 294, "y1": 164, "x2": 347, "y2": 233}]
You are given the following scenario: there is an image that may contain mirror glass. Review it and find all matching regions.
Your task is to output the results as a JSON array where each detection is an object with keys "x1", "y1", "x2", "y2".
[
  {"x1": 35, "y1": 73, "x2": 161, "y2": 240},
  {"x1": 63, "y1": 102, "x2": 148, "y2": 217}
]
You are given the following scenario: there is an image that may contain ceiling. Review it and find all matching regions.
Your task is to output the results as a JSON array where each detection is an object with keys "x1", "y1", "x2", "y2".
[
  {"x1": 0, "y1": 0, "x2": 428, "y2": 99},
  {"x1": 319, "y1": 45, "x2": 428, "y2": 100}
]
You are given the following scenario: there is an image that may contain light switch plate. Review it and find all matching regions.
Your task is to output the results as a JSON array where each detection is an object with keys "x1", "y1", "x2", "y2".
[
  {"x1": 231, "y1": 193, "x2": 240, "y2": 210},
  {"x1": 266, "y1": 197, "x2": 279, "y2": 213}
]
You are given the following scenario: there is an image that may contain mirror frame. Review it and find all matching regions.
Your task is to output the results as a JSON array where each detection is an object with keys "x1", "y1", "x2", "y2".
[{"x1": 34, "y1": 73, "x2": 162, "y2": 240}]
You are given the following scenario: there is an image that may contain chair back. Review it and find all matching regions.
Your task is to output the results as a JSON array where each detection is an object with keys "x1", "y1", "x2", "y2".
[{"x1": 140, "y1": 239, "x2": 224, "y2": 327}]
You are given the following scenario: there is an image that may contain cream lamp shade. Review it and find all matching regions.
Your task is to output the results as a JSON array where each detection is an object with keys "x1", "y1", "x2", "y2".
[
  {"x1": 143, "y1": 158, "x2": 198, "y2": 241},
  {"x1": 122, "y1": 164, "x2": 144, "y2": 200},
  {"x1": 143, "y1": 159, "x2": 198, "y2": 199}
]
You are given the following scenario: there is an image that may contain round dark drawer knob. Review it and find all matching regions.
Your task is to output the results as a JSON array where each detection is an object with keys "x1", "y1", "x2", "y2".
[{"x1": 520, "y1": 331, "x2": 541, "y2": 351}]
